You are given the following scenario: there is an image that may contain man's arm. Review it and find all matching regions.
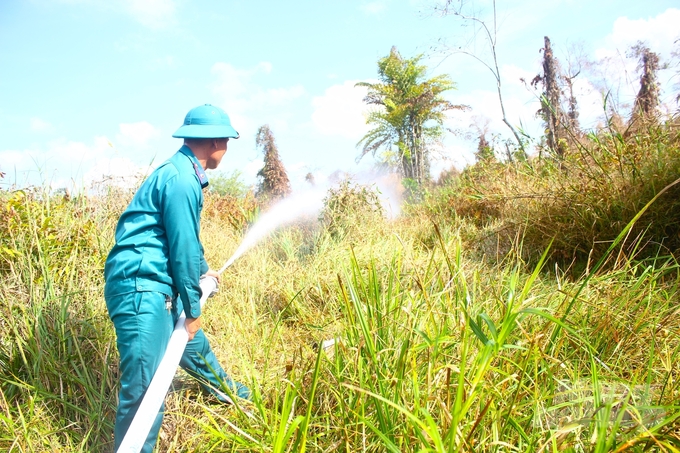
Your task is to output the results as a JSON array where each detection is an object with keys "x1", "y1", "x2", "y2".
[{"x1": 161, "y1": 174, "x2": 204, "y2": 320}]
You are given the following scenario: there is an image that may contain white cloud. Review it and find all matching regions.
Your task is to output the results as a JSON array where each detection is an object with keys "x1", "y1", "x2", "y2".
[
  {"x1": 122, "y1": 0, "x2": 176, "y2": 29},
  {"x1": 432, "y1": 142, "x2": 474, "y2": 173},
  {"x1": 570, "y1": 77, "x2": 608, "y2": 128},
  {"x1": 452, "y1": 89, "x2": 537, "y2": 138},
  {"x1": 0, "y1": 136, "x2": 138, "y2": 189},
  {"x1": 587, "y1": 9, "x2": 680, "y2": 114},
  {"x1": 287, "y1": 161, "x2": 308, "y2": 173},
  {"x1": 0, "y1": 150, "x2": 23, "y2": 166},
  {"x1": 244, "y1": 158, "x2": 264, "y2": 179},
  {"x1": 209, "y1": 61, "x2": 307, "y2": 140},
  {"x1": 605, "y1": 8, "x2": 680, "y2": 58},
  {"x1": 210, "y1": 62, "x2": 302, "y2": 112},
  {"x1": 258, "y1": 62, "x2": 273, "y2": 74},
  {"x1": 267, "y1": 119, "x2": 291, "y2": 134},
  {"x1": 48, "y1": 136, "x2": 111, "y2": 162},
  {"x1": 210, "y1": 63, "x2": 255, "y2": 101},
  {"x1": 501, "y1": 64, "x2": 536, "y2": 90},
  {"x1": 82, "y1": 156, "x2": 152, "y2": 189},
  {"x1": 30, "y1": 117, "x2": 55, "y2": 133},
  {"x1": 360, "y1": 1, "x2": 387, "y2": 15},
  {"x1": 118, "y1": 121, "x2": 160, "y2": 146},
  {"x1": 311, "y1": 80, "x2": 371, "y2": 140},
  {"x1": 251, "y1": 86, "x2": 306, "y2": 107}
]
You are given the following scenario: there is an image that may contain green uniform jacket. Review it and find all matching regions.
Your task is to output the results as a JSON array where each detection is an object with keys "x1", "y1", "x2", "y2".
[{"x1": 104, "y1": 145, "x2": 209, "y2": 319}]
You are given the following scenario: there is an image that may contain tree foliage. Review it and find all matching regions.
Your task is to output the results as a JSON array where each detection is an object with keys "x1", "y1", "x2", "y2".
[
  {"x1": 255, "y1": 124, "x2": 291, "y2": 200},
  {"x1": 208, "y1": 169, "x2": 249, "y2": 198},
  {"x1": 356, "y1": 47, "x2": 463, "y2": 185}
]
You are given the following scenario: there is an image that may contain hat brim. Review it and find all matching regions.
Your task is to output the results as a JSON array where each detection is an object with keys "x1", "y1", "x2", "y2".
[{"x1": 172, "y1": 124, "x2": 240, "y2": 139}]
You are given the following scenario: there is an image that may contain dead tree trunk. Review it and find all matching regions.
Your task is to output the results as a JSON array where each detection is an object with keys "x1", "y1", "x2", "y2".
[
  {"x1": 632, "y1": 45, "x2": 661, "y2": 119},
  {"x1": 256, "y1": 124, "x2": 291, "y2": 200},
  {"x1": 541, "y1": 36, "x2": 564, "y2": 158}
]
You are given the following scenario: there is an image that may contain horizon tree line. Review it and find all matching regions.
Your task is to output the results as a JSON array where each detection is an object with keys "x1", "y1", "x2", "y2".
[{"x1": 207, "y1": 38, "x2": 671, "y2": 198}]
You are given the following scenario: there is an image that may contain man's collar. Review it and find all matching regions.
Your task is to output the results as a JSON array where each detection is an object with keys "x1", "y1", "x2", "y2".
[{"x1": 179, "y1": 145, "x2": 209, "y2": 189}]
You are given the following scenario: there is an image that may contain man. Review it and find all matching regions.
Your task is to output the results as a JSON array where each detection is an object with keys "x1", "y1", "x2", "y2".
[{"x1": 105, "y1": 104, "x2": 250, "y2": 453}]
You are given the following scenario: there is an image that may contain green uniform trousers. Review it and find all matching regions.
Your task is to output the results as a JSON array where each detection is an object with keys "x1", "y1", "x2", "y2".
[{"x1": 106, "y1": 290, "x2": 231, "y2": 453}]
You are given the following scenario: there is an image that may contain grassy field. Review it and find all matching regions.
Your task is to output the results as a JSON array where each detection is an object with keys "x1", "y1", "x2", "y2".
[{"x1": 1, "y1": 120, "x2": 679, "y2": 452}]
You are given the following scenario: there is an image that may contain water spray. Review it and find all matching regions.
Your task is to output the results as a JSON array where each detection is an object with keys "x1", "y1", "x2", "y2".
[{"x1": 117, "y1": 189, "x2": 326, "y2": 453}]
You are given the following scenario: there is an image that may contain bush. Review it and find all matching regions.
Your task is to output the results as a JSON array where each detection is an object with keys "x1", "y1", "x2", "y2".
[
  {"x1": 202, "y1": 190, "x2": 260, "y2": 233},
  {"x1": 320, "y1": 180, "x2": 385, "y2": 240},
  {"x1": 428, "y1": 117, "x2": 680, "y2": 267},
  {"x1": 207, "y1": 169, "x2": 250, "y2": 198},
  {"x1": 0, "y1": 187, "x2": 119, "y2": 452}
]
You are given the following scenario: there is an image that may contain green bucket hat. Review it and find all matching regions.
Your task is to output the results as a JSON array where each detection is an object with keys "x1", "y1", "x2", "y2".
[{"x1": 172, "y1": 104, "x2": 240, "y2": 139}]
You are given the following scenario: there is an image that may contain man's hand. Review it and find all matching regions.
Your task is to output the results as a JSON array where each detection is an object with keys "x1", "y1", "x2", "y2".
[
  {"x1": 185, "y1": 317, "x2": 201, "y2": 341},
  {"x1": 188, "y1": 270, "x2": 219, "y2": 340},
  {"x1": 203, "y1": 269, "x2": 221, "y2": 284}
]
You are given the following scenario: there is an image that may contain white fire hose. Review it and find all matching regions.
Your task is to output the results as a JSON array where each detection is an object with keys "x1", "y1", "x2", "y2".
[{"x1": 116, "y1": 274, "x2": 220, "y2": 453}]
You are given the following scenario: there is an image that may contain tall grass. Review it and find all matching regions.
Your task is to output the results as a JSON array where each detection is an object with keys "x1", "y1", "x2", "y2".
[
  {"x1": 170, "y1": 212, "x2": 679, "y2": 452},
  {"x1": 0, "y1": 188, "x2": 124, "y2": 452},
  {"x1": 1, "y1": 126, "x2": 679, "y2": 451},
  {"x1": 429, "y1": 117, "x2": 680, "y2": 268}
]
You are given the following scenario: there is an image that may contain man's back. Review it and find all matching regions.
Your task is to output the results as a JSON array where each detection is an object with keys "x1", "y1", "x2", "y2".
[{"x1": 104, "y1": 146, "x2": 208, "y2": 318}]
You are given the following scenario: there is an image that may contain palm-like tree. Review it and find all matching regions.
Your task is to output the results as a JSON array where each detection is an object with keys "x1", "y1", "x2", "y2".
[{"x1": 357, "y1": 47, "x2": 463, "y2": 184}]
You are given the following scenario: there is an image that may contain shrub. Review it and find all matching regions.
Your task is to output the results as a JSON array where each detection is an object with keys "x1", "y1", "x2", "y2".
[
  {"x1": 429, "y1": 117, "x2": 680, "y2": 267},
  {"x1": 207, "y1": 169, "x2": 250, "y2": 198},
  {"x1": 202, "y1": 190, "x2": 260, "y2": 233},
  {"x1": 320, "y1": 180, "x2": 385, "y2": 240}
]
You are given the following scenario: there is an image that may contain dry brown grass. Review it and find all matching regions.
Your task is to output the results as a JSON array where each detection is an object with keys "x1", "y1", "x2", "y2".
[{"x1": 429, "y1": 117, "x2": 680, "y2": 267}]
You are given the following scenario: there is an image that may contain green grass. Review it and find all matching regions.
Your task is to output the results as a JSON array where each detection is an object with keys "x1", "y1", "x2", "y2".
[
  {"x1": 1, "y1": 167, "x2": 679, "y2": 452},
  {"x1": 188, "y1": 214, "x2": 679, "y2": 452}
]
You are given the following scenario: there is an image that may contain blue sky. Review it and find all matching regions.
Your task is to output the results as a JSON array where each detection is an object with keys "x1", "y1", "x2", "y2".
[{"x1": 1, "y1": 0, "x2": 678, "y2": 191}]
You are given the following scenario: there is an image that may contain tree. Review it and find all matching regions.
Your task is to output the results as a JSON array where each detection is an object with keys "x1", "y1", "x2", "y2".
[
  {"x1": 356, "y1": 47, "x2": 463, "y2": 185},
  {"x1": 531, "y1": 36, "x2": 567, "y2": 158},
  {"x1": 540, "y1": 37, "x2": 564, "y2": 156},
  {"x1": 208, "y1": 169, "x2": 249, "y2": 198},
  {"x1": 630, "y1": 43, "x2": 661, "y2": 120},
  {"x1": 435, "y1": 0, "x2": 526, "y2": 153},
  {"x1": 475, "y1": 133, "x2": 495, "y2": 162},
  {"x1": 255, "y1": 125, "x2": 290, "y2": 200}
]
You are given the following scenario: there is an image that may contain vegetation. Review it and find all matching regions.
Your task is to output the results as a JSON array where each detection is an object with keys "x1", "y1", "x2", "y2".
[
  {"x1": 2, "y1": 112, "x2": 679, "y2": 451},
  {"x1": 631, "y1": 44, "x2": 662, "y2": 120},
  {"x1": 429, "y1": 118, "x2": 680, "y2": 268},
  {"x1": 255, "y1": 124, "x2": 291, "y2": 202},
  {"x1": 208, "y1": 169, "x2": 251, "y2": 199},
  {"x1": 357, "y1": 47, "x2": 464, "y2": 185},
  {"x1": 435, "y1": 0, "x2": 527, "y2": 154},
  {"x1": 532, "y1": 36, "x2": 567, "y2": 158}
]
